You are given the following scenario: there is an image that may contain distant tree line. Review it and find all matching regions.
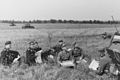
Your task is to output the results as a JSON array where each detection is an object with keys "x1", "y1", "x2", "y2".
[{"x1": 1, "y1": 19, "x2": 120, "y2": 24}]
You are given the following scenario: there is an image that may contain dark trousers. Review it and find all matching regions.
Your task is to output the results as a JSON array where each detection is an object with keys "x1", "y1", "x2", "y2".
[{"x1": 26, "y1": 57, "x2": 36, "y2": 66}]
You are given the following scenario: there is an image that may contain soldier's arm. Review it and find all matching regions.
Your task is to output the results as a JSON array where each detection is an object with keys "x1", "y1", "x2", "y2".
[
  {"x1": 1, "y1": 51, "x2": 4, "y2": 57},
  {"x1": 0, "y1": 50, "x2": 7, "y2": 59},
  {"x1": 13, "y1": 51, "x2": 20, "y2": 63},
  {"x1": 106, "y1": 34, "x2": 114, "y2": 48},
  {"x1": 69, "y1": 50, "x2": 74, "y2": 60},
  {"x1": 0, "y1": 51, "x2": 5, "y2": 62},
  {"x1": 80, "y1": 49, "x2": 84, "y2": 60},
  {"x1": 13, "y1": 55, "x2": 20, "y2": 63},
  {"x1": 57, "y1": 53, "x2": 62, "y2": 63},
  {"x1": 80, "y1": 53, "x2": 84, "y2": 60}
]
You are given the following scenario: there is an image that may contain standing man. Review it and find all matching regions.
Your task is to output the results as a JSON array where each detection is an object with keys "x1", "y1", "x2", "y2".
[{"x1": 0, "y1": 41, "x2": 20, "y2": 67}]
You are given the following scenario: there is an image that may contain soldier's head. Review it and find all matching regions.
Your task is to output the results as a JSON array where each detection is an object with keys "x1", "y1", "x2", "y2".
[
  {"x1": 98, "y1": 48, "x2": 106, "y2": 57},
  {"x1": 74, "y1": 47, "x2": 82, "y2": 54},
  {"x1": 58, "y1": 40, "x2": 64, "y2": 45},
  {"x1": 5, "y1": 41, "x2": 12, "y2": 49},
  {"x1": 29, "y1": 41, "x2": 36, "y2": 49},
  {"x1": 34, "y1": 41, "x2": 39, "y2": 48}
]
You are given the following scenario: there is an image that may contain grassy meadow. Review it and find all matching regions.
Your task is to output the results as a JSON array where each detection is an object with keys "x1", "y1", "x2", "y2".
[{"x1": 0, "y1": 23, "x2": 119, "y2": 80}]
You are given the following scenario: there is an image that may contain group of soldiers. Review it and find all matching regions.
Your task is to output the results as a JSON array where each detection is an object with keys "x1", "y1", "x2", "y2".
[
  {"x1": 1, "y1": 37, "x2": 120, "y2": 79},
  {"x1": 0, "y1": 40, "x2": 84, "y2": 68}
]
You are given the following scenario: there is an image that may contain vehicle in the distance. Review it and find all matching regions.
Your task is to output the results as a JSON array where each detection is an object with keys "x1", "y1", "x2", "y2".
[
  {"x1": 22, "y1": 23, "x2": 35, "y2": 29},
  {"x1": 10, "y1": 22, "x2": 16, "y2": 26}
]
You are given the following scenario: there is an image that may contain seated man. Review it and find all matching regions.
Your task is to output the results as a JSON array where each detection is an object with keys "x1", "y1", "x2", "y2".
[
  {"x1": 51, "y1": 40, "x2": 65, "y2": 56},
  {"x1": 41, "y1": 49, "x2": 55, "y2": 64},
  {"x1": 0, "y1": 41, "x2": 20, "y2": 67},
  {"x1": 57, "y1": 47, "x2": 74, "y2": 67},
  {"x1": 96, "y1": 48, "x2": 112, "y2": 75},
  {"x1": 70, "y1": 47, "x2": 84, "y2": 64},
  {"x1": 26, "y1": 41, "x2": 41, "y2": 66}
]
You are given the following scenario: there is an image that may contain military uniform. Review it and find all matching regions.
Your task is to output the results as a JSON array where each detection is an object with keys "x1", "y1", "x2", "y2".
[
  {"x1": 34, "y1": 47, "x2": 42, "y2": 52},
  {"x1": 57, "y1": 50, "x2": 72, "y2": 62},
  {"x1": 40, "y1": 49, "x2": 54, "y2": 63},
  {"x1": 52, "y1": 44, "x2": 62, "y2": 54},
  {"x1": 1, "y1": 48, "x2": 20, "y2": 66},
  {"x1": 70, "y1": 47, "x2": 83, "y2": 62},
  {"x1": 34, "y1": 41, "x2": 42, "y2": 52},
  {"x1": 26, "y1": 48, "x2": 37, "y2": 66},
  {"x1": 26, "y1": 41, "x2": 42, "y2": 66},
  {"x1": 52, "y1": 42, "x2": 67, "y2": 57}
]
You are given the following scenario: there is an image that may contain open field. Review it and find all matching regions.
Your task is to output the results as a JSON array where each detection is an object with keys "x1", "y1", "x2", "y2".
[{"x1": 0, "y1": 23, "x2": 119, "y2": 80}]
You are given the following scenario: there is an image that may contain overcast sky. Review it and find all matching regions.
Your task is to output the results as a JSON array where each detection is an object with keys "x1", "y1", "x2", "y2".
[{"x1": 0, "y1": 0, "x2": 119, "y2": 20}]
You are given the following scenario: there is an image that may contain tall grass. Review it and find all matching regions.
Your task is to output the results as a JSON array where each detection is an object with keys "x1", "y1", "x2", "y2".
[{"x1": 0, "y1": 31, "x2": 118, "y2": 80}]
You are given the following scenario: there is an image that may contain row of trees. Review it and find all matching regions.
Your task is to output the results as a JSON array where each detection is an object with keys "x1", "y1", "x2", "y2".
[{"x1": 1, "y1": 19, "x2": 120, "y2": 24}]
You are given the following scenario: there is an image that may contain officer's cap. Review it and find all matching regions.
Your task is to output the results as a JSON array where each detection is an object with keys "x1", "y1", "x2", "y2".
[{"x1": 5, "y1": 41, "x2": 11, "y2": 45}]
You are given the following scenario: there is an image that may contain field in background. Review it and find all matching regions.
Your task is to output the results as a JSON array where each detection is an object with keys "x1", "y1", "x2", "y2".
[
  {"x1": 0, "y1": 23, "x2": 119, "y2": 55},
  {"x1": 0, "y1": 23, "x2": 119, "y2": 80}
]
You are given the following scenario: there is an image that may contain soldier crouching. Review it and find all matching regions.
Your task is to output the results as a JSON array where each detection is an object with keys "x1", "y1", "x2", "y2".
[{"x1": 0, "y1": 41, "x2": 21, "y2": 67}]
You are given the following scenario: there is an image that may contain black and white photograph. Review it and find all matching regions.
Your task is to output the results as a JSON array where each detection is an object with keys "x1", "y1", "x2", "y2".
[{"x1": 0, "y1": 0, "x2": 120, "y2": 80}]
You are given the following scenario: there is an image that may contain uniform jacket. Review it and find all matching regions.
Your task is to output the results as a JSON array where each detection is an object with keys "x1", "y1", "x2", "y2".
[
  {"x1": 26, "y1": 47, "x2": 41, "y2": 66},
  {"x1": 70, "y1": 48, "x2": 83, "y2": 58},
  {"x1": 34, "y1": 47, "x2": 42, "y2": 52},
  {"x1": 57, "y1": 50, "x2": 72, "y2": 62},
  {"x1": 52, "y1": 44, "x2": 63, "y2": 53},
  {"x1": 1, "y1": 48, "x2": 20, "y2": 66}
]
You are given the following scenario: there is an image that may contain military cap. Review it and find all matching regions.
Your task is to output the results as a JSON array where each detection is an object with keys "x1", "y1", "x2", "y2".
[
  {"x1": 29, "y1": 41, "x2": 35, "y2": 45},
  {"x1": 59, "y1": 40, "x2": 63, "y2": 42},
  {"x1": 74, "y1": 46, "x2": 81, "y2": 50},
  {"x1": 34, "y1": 41, "x2": 38, "y2": 44},
  {"x1": 5, "y1": 41, "x2": 11, "y2": 45}
]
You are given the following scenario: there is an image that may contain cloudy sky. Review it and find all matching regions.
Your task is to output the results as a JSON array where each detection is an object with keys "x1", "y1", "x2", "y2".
[{"x1": 0, "y1": 0, "x2": 119, "y2": 20}]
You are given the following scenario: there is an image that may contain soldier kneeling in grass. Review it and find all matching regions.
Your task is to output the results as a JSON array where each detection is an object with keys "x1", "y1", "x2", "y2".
[{"x1": 0, "y1": 41, "x2": 21, "y2": 67}]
